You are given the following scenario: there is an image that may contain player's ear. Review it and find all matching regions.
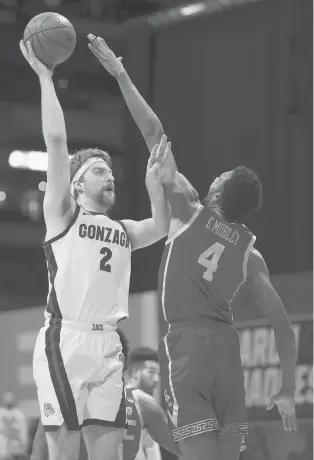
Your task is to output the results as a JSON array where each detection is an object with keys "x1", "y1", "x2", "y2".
[
  {"x1": 74, "y1": 181, "x2": 84, "y2": 194},
  {"x1": 212, "y1": 192, "x2": 221, "y2": 203}
]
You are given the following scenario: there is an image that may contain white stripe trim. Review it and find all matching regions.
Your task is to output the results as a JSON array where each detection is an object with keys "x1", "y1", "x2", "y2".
[
  {"x1": 166, "y1": 204, "x2": 203, "y2": 245},
  {"x1": 160, "y1": 240, "x2": 179, "y2": 427},
  {"x1": 164, "y1": 327, "x2": 179, "y2": 428},
  {"x1": 229, "y1": 233, "x2": 256, "y2": 309}
]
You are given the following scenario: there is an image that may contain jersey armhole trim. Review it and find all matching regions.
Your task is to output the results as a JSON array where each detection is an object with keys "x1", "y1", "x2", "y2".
[
  {"x1": 132, "y1": 391, "x2": 144, "y2": 430},
  {"x1": 43, "y1": 203, "x2": 80, "y2": 248},
  {"x1": 242, "y1": 234, "x2": 256, "y2": 283},
  {"x1": 165, "y1": 204, "x2": 203, "y2": 245}
]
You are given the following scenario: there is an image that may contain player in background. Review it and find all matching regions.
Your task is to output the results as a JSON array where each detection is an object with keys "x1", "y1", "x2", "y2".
[
  {"x1": 30, "y1": 331, "x2": 179, "y2": 460},
  {"x1": 19, "y1": 39, "x2": 170, "y2": 460},
  {"x1": 87, "y1": 36, "x2": 297, "y2": 460},
  {"x1": 0, "y1": 393, "x2": 28, "y2": 460},
  {"x1": 126, "y1": 347, "x2": 162, "y2": 460}
]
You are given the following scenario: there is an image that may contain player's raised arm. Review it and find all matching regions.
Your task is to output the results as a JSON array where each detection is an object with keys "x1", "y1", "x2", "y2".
[
  {"x1": 122, "y1": 135, "x2": 170, "y2": 250},
  {"x1": 19, "y1": 40, "x2": 75, "y2": 237},
  {"x1": 247, "y1": 248, "x2": 297, "y2": 432},
  {"x1": 87, "y1": 34, "x2": 164, "y2": 152},
  {"x1": 157, "y1": 141, "x2": 201, "y2": 229},
  {"x1": 139, "y1": 393, "x2": 180, "y2": 457}
]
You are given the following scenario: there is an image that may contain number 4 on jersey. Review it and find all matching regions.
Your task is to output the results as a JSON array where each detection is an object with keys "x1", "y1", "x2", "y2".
[{"x1": 197, "y1": 242, "x2": 225, "y2": 282}]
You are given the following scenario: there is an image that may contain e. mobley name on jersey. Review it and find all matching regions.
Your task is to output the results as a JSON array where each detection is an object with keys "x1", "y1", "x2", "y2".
[{"x1": 79, "y1": 223, "x2": 130, "y2": 248}]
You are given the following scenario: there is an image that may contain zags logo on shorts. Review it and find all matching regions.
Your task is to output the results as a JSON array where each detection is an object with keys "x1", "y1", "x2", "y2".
[
  {"x1": 92, "y1": 324, "x2": 104, "y2": 331},
  {"x1": 44, "y1": 403, "x2": 55, "y2": 417}
]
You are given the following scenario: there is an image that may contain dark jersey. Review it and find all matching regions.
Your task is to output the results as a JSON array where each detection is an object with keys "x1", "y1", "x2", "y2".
[
  {"x1": 123, "y1": 387, "x2": 143, "y2": 460},
  {"x1": 158, "y1": 205, "x2": 255, "y2": 325}
]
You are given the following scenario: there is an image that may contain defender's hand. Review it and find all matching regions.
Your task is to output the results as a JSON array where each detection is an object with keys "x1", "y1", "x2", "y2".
[
  {"x1": 156, "y1": 140, "x2": 177, "y2": 184},
  {"x1": 19, "y1": 40, "x2": 53, "y2": 78},
  {"x1": 145, "y1": 135, "x2": 169, "y2": 195},
  {"x1": 267, "y1": 390, "x2": 297, "y2": 432},
  {"x1": 87, "y1": 34, "x2": 124, "y2": 77}
]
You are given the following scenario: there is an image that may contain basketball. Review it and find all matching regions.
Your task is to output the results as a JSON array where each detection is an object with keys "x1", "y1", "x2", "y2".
[{"x1": 23, "y1": 12, "x2": 76, "y2": 69}]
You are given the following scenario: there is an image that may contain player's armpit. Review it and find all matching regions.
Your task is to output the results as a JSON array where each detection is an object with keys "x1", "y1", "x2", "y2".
[
  {"x1": 122, "y1": 218, "x2": 168, "y2": 251},
  {"x1": 141, "y1": 398, "x2": 180, "y2": 456},
  {"x1": 163, "y1": 172, "x2": 201, "y2": 226}
]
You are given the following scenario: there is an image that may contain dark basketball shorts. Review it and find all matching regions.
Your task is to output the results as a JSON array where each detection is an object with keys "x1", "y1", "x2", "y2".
[{"x1": 159, "y1": 322, "x2": 248, "y2": 443}]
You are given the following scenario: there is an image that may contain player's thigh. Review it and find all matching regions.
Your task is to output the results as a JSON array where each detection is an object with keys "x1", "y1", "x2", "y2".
[
  {"x1": 83, "y1": 349, "x2": 125, "y2": 426},
  {"x1": 33, "y1": 327, "x2": 90, "y2": 430},
  {"x1": 179, "y1": 431, "x2": 220, "y2": 460},
  {"x1": 159, "y1": 327, "x2": 219, "y2": 441},
  {"x1": 218, "y1": 434, "x2": 243, "y2": 460},
  {"x1": 213, "y1": 328, "x2": 247, "y2": 437},
  {"x1": 45, "y1": 424, "x2": 81, "y2": 460},
  {"x1": 82, "y1": 425, "x2": 123, "y2": 460}
]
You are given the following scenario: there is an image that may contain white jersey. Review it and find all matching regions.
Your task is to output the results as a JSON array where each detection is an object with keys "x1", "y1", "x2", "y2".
[{"x1": 43, "y1": 205, "x2": 131, "y2": 323}]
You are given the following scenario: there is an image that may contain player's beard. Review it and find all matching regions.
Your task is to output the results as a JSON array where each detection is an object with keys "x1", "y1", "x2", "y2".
[{"x1": 89, "y1": 188, "x2": 116, "y2": 213}]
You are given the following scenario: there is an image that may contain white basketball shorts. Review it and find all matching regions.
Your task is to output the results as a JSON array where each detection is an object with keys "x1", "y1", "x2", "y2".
[{"x1": 33, "y1": 318, "x2": 125, "y2": 431}]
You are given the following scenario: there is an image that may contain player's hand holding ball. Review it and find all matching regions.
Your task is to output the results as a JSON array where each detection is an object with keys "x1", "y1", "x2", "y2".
[
  {"x1": 19, "y1": 40, "x2": 53, "y2": 79},
  {"x1": 87, "y1": 34, "x2": 124, "y2": 78}
]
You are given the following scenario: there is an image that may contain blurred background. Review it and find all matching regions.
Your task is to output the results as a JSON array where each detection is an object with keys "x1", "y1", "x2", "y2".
[{"x1": 0, "y1": 0, "x2": 312, "y2": 459}]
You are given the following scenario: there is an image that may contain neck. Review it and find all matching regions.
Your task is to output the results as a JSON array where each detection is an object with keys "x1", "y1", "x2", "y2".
[{"x1": 77, "y1": 196, "x2": 110, "y2": 215}]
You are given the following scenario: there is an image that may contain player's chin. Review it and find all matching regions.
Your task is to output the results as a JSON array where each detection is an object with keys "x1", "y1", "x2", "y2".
[{"x1": 103, "y1": 191, "x2": 116, "y2": 207}]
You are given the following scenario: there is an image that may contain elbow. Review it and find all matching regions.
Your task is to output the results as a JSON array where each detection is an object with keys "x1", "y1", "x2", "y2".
[
  {"x1": 146, "y1": 120, "x2": 164, "y2": 144},
  {"x1": 273, "y1": 324, "x2": 295, "y2": 341}
]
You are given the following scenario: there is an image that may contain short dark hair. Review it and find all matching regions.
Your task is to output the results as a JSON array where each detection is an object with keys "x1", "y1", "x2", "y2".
[
  {"x1": 221, "y1": 166, "x2": 262, "y2": 223},
  {"x1": 127, "y1": 347, "x2": 159, "y2": 373},
  {"x1": 117, "y1": 328, "x2": 130, "y2": 363},
  {"x1": 69, "y1": 148, "x2": 112, "y2": 183}
]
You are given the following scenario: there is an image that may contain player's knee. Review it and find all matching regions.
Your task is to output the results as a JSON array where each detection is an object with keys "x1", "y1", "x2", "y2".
[
  {"x1": 46, "y1": 425, "x2": 81, "y2": 460},
  {"x1": 83, "y1": 426, "x2": 123, "y2": 460},
  {"x1": 179, "y1": 431, "x2": 220, "y2": 460},
  {"x1": 218, "y1": 434, "x2": 243, "y2": 460}
]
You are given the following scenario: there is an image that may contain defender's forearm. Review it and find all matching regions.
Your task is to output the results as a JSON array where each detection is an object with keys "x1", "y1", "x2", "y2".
[
  {"x1": 39, "y1": 76, "x2": 67, "y2": 142},
  {"x1": 274, "y1": 326, "x2": 297, "y2": 393},
  {"x1": 116, "y1": 70, "x2": 163, "y2": 147}
]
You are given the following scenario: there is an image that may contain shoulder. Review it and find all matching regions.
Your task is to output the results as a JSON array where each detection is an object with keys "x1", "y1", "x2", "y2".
[{"x1": 135, "y1": 391, "x2": 164, "y2": 425}]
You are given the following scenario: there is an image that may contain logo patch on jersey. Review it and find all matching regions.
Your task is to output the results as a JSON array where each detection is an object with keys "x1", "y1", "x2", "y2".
[
  {"x1": 126, "y1": 407, "x2": 132, "y2": 416},
  {"x1": 92, "y1": 323, "x2": 104, "y2": 331},
  {"x1": 44, "y1": 403, "x2": 55, "y2": 417}
]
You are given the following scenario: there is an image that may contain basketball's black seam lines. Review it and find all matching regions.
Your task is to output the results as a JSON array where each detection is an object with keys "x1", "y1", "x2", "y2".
[
  {"x1": 24, "y1": 26, "x2": 72, "y2": 42},
  {"x1": 41, "y1": 28, "x2": 73, "y2": 51},
  {"x1": 36, "y1": 33, "x2": 54, "y2": 65}
]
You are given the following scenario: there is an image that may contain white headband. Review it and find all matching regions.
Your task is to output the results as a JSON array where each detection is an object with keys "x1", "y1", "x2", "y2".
[{"x1": 70, "y1": 157, "x2": 106, "y2": 196}]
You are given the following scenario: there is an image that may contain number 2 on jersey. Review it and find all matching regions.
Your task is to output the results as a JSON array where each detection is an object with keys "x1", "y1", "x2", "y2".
[
  {"x1": 197, "y1": 242, "x2": 225, "y2": 282},
  {"x1": 100, "y1": 247, "x2": 112, "y2": 272}
]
